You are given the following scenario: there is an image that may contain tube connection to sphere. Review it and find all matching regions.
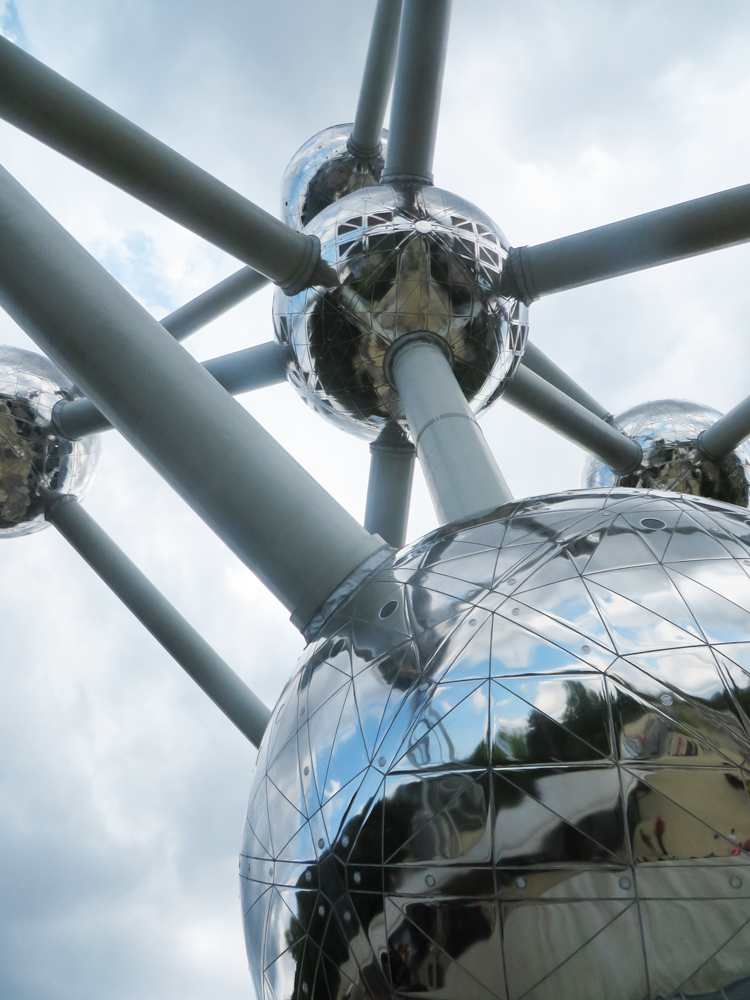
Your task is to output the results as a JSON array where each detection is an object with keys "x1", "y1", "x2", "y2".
[{"x1": 385, "y1": 333, "x2": 513, "y2": 523}]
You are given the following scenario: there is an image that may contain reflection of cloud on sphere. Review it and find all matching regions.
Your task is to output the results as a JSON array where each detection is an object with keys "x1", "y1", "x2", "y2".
[
  {"x1": 242, "y1": 489, "x2": 750, "y2": 1000},
  {"x1": 0, "y1": 346, "x2": 101, "y2": 536},
  {"x1": 280, "y1": 124, "x2": 388, "y2": 233},
  {"x1": 582, "y1": 399, "x2": 750, "y2": 508},
  {"x1": 274, "y1": 183, "x2": 528, "y2": 441}
]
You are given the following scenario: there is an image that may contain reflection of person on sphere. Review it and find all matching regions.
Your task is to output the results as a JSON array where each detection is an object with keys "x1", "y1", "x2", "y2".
[{"x1": 655, "y1": 816, "x2": 667, "y2": 856}]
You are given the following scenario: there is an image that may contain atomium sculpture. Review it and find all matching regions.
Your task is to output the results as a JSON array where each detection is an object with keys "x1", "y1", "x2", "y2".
[
  {"x1": 582, "y1": 400, "x2": 750, "y2": 508},
  {"x1": 281, "y1": 124, "x2": 389, "y2": 233},
  {"x1": 0, "y1": 346, "x2": 100, "y2": 535},
  {"x1": 4, "y1": 2, "x2": 750, "y2": 999},
  {"x1": 274, "y1": 183, "x2": 528, "y2": 440}
]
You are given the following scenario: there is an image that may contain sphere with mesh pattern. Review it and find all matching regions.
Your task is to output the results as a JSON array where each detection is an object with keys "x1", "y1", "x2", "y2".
[
  {"x1": 242, "y1": 488, "x2": 750, "y2": 1000},
  {"x1": 273, "y1": 182, "x2": 528, "y2": 441},
  {"x1": 281, "y1": 124, "x2": 389, "y2": 232},
  {"x1": 0, "y1": 346, "x2": 101, "y2": 536},
  {"x1": 582, "y1": 399, "x2": 750, "y2": 507}
]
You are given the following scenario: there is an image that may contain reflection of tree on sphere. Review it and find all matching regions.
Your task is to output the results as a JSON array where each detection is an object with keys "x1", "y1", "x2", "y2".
[
  {"x1": 281, "y1": 124, "x2": 388, "y2": 233},
  {"x1": 242, "y1": 489, "x2": 750, "y2": 1000},
  {"x1": 582, "y1": 399, "x2": 750, "y2": 507},
  {"x1": 0, "y1": 346, "x2": 101, "y2": 536},
  {"x1": 274, "y1": 183, "x2": 528, "y2": 441}
]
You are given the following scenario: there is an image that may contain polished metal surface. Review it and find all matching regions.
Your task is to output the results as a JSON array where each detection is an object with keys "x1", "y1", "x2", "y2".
[
  {"x1": 0, "y1": 346, "x2": 100, "y2": 536},
  {"x1": 582, "y1": 399, "x2": 750, "y2": 508},
  {"x1": 281, "y1": 124, "x2": 389, "y2": 233},
  {"x1": 274, "y1": 183, "x2": 528, "y2": 441},
  {"x1": 243, "y1": 487, "x2": 750, "y2": 1000}
]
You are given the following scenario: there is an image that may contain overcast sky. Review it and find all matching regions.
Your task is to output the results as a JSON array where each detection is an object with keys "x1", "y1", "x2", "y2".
[{"x1": 1, "y1": 1, "x2": 750, "y2": 997}]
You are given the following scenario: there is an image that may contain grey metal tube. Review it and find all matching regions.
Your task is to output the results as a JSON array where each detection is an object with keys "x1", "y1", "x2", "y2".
[
  {"x1": 0, "y1": 163, "x2": 385, "y2": 631},
  {"x1": 201, "y1": 342, "x2": 289, "y2": 396},
  {"x1": 349, "y1": 0, "x2": 403, "y2": 158},
  {"x1": 521, "y1": 342, "x2": 612, "y2": 421},
  {"x1": 504, "y1": 183, "x2": 750, "y2": 302},
  {"x1": 0, "y1": 36, "x2": 326, "y2": 293},
  {"x1": 364, "y1": 422, "x2": 415, "y2": 548},
  {"x1": 699, "y1": 397, "x2": 750, "y2": 460},
  {"x1": 44, "y1": 493, "x2": 271, "y2": 748},
  {"x1": 162, "y1": 266, "x2": 269, "y2": 343},
  {"x1": 381, "y1": 0, "x2": 452, "y2": 185},
  {"x1": 386, "y1": 334, "x2": 512, "y2": 523},
  {"x1": 54, "y1": 341, "x2": 290, "y2": 440},
  {"x1": 504, "y1": 365, "x2": 642, "y2": 473}
]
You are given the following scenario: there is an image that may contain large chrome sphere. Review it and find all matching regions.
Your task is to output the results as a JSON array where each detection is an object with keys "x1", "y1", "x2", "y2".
[
  {"x1": 281, "y1": 124, "x2": 388, "y2": 232},
  {"x1": 242, "y1": 488, "x2": 750, "y2": 1000},
  {"x1": 274, "y1": 184, "x2": 528, "y2": 441},
  {"x1": 0, "y1": 346, "x2": 101, "y2": 536},
  {"x1": 582, "y1": 399, "x2": 750, "y2": 507}
]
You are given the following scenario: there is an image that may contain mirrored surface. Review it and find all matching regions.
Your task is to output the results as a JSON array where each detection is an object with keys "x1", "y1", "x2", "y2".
[
  {"x1": 582, "y1": 399, "x2": 750, "y2": 508},
  {"x1": 281, "y1": 123, "x2": 389, "y2": 232},
  {"x1": 274, "y1": 183, "x2": 528, "y2": 441},
  {"x1": 243, "y1": 488, "x2": 750, "y2": 1000},
  {"x1": 0, "y1": 346, "x2": 101, "y2": 536}
]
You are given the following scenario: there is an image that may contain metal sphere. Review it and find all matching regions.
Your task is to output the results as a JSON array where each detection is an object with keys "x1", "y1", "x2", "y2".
[
  {"x1": 582, "y1": 399, "x2": 750, "y2": 507},
  {"x1": 281, "y1": 124, "x2": 389, "y2": 232},
  {"x1": 0, "y1": 346, "x2": 101, "y2": 536},
  {"x1": 274, "y1": 183, "x2": 528, "y2": 441},
  {"x1": 242, "y1": 488, "x2": 750, "y2": 1000}
]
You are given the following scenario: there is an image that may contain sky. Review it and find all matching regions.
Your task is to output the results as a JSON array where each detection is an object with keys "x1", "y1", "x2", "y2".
[{"x1": 1, "y1": 1, "x2": 750, "y2": 997}]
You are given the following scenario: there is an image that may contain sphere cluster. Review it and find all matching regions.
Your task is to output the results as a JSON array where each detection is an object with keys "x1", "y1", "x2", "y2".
[
  {"x1": 281, "y1": 124, "x2": 389, "y2": 232},
  {"x1": 274, "y1": 183, "x2": 528, "y2": 441},
  {"x1": 582, "y1": 399, "x2": 750, "y2": 507},
  {"x1": 242, "y1": 488, "x2": 750, "y2": 1000},
  {"x1": 0, "y1": 346, "x2": 101, "y2": 536}
]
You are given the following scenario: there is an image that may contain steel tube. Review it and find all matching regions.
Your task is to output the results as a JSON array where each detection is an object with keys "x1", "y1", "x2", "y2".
[
  {"x1": 387, "y1": 334, "x2": 512, "y2": 523},
  {"x1": 699, "y1": 397, "x2": 750, "y2": 460},
  {"x1": 504, "y1": 365, "x2": 642, "y2": 473},
  {"x1": 44, "y1": 493, "x2": 271, "y2": 747},
  {"x1": 162, "y1": 266, "x2": 269, "y2": 343},
  {"x1": 0, "y1": 36, "x2": 326, "y2": 292},
  {"x1": 364, "y1": 422, "x2": 415, "y2": 548},
  {"x1": 0, "y1": 163, "x2": 385, "y2": 631},
  {"x1": 54, "y1": 341, "x2": 290, "y2": 440},
  {"x1": 504, "y1": 183, "x2": 750, "y2": 302},
  {"x1": 349, "y1": 0, "x2": 403, "y2": 158},
  {"x1": 521, "y1": 342, "x2": 612, "y2": 421},
  {"x1": 381, "y1": 0, "x2": 452, "y2": 185}
]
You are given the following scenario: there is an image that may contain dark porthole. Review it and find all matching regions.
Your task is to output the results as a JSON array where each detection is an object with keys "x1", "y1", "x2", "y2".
[
  {"x1": 640, "y1": 517, "x2": 666, "y2": 530},
  {"x1": 380, "y1": 600, "x2": 398, "y2": 619},
  {"x1": 330, "y1": 638, "x2": 346, "y2": 658}
]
